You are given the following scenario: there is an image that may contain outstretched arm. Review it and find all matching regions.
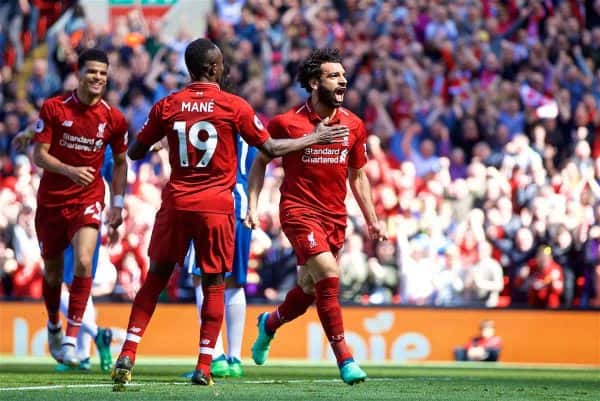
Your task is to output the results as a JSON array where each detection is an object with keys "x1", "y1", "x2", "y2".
[
  {"x1": 244, "y1": 152, "x2": 272, "y2": 229},
  {"x1": 258, "y1": 117, "x2": 348, "y2": 158},
  {"x1": 349, "y1": 166, "x2": 386, "y2": 241},
  {"x1": 127, "y1": 139, "x2": 151, "y2": 161}
]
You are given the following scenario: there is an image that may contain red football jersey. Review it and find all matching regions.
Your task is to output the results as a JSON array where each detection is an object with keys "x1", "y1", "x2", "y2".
[
  {"x1": 33, "y1": 92, "x2": 128, "y2": 208},
  {"x1": 136, "y1": 82, "x2": 269, "y2": 213},
  {"x1": 269, "y1": 101, "x2": 368, "y2": 224}
]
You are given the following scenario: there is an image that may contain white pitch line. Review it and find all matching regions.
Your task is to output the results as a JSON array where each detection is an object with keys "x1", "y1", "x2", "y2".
[
  {"x1": 0, "y1": 383, "x2": 177, "y2": 392},
  {"x1": 0, "y1": 378, "x2": 399, "y2": 392}
]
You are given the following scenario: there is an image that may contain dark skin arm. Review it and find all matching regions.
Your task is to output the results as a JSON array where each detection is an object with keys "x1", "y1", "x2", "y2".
[
  {"x1": 257, "y1": 117, "x2": 348, "y2": 157},
  {"x1": 128, "y1": 140, "x2": 150, "y2": 160},
  {"x1": 128, "y1": 117, "x2": 349, "y2": 160}
]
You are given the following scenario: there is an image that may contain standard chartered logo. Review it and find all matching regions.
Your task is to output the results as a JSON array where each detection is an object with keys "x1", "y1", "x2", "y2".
[{"x1": 302, "y1": 147, "x2": 346, "y2": 164}]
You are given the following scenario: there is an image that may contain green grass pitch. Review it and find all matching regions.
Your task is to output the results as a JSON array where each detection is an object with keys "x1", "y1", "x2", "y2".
[{"x1": 0, "y1": 357, "x2": 597, "y2": 401}]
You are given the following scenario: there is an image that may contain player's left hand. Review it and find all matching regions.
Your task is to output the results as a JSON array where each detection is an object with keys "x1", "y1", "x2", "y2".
[
  {"x1": 244, "y1": 209, "x2": 259, "y2": 229},
  {"x1": 107, "y1": 206, "x2": 123, "y2": 229},
  {"x1": 368, "y1": 222, "x2": 387, "y2": 242}
]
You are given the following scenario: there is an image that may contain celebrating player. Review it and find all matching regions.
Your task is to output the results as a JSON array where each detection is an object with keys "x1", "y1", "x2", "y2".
[
  {"x1": 12, "y1": 133, "x2": 114, "y2": 372},
  {"x1": 185, "y1": 134, "x2": 257, "y2": 378},
  {"x1": 112, "y1": 38, "x2": 348, "y2": 387},
  {"x1": 32, "y1": 48, "x2": 128, "y2": 367},
  {"x1": 245, "y1": 48, "x2": 386, "y2": 385}
]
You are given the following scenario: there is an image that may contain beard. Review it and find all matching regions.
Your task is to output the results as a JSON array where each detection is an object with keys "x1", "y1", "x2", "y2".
[{"x1": 317, "y1": 84, "x2": 343, "y2": 108}]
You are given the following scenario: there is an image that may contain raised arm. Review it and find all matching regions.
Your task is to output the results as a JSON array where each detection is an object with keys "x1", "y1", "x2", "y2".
[
  {"x1": 244, "y1": 152, "x2": 272, "y2": 229},
  {"x1": 33, "y1": 142, "x2": 95, "y2": 186},
  {"x1": 348, "y1": 166, "x2": 386, "y2": 241}
]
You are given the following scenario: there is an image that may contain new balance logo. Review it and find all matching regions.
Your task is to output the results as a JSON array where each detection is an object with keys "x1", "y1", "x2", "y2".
[
  {"x1": 330, "y1": 334, "x2": 345, "y2": 342},
  {"x1": 201, "y1": 339, "x2": 211, "y2": 345},
  {"x1": 62, "y1": 120, "x2": 73, "y2": 127},
  {"x1": 129, "y1": 327, "x2": 142, "y2": 333},
  {"x1": 307, "y1": 232, "x2": 317, "y2": 248}
]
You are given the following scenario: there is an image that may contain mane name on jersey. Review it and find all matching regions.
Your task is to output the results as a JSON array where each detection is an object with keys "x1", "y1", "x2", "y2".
[{"x1": 181, "y1": 101, "x2": 214, "y2": 113}]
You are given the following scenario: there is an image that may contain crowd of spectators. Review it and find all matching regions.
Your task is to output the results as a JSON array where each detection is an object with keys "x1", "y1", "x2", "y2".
[{"x1": 1, "y1": 0, "x2": 600, "y2": 309}]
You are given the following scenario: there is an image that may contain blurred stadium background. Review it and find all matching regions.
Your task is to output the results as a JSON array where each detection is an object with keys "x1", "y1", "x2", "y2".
[{"x1": 0, "y1": 0, "x2": 599, "y2": 374}]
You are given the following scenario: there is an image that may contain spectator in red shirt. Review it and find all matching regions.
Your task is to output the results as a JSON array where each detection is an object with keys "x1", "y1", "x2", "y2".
[
  {"x1": 526, "y1": 245, "x2": 564, "y2": 309},
  {"x1": 454, "y1": 320, "x2": 503, "y2": 362}
]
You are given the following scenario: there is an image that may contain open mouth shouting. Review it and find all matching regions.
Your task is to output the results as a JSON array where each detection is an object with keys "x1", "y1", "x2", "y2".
[{"x1": 334, "y1": 87, "x2": 346, "y2": 103}]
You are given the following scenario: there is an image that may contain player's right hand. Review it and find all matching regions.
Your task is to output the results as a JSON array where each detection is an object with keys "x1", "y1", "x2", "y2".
[
  {"x1": 315, "y1": 117, "x2": 349, "y2": 144},
  {"x1": 67, "y1": 166, "x2": 96, "y2": 186},
  {"x1": 107, "y1": 225, "x2": 120, "y2": 246},
  {"x1": 244, "y1": 209, "x2": 259, "y2": 229}
]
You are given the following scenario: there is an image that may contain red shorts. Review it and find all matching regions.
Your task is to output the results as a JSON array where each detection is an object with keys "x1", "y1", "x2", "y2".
[
  {"x1": 35, "y1": 202, "x2": 103, "y2": 259},
  {"x1": 148, "y1": 208, "x2": 234, "y2": 273},
  {"x1": 281, "y1": 210, "x2": 346, "y2": 266}
]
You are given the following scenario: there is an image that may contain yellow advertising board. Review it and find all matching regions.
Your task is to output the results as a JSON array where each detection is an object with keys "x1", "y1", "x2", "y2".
[{"x1": 1, "y1": 303, "x2": 598, "y2": 364}]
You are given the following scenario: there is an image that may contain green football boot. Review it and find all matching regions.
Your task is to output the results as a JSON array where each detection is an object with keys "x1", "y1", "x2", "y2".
[
  {"x1": 210, "y1": 354, "x2": 230, "y2": 378},
  {"x1": 228, "y1": 357, "x2": 243, "y2": 377},
  {"x1": 95, "y1": 327, "x2": 113, "y2": 373},
  {"x1": 251, "y1": 313, "x2": 274, "y2": 365},
  {"x1": 340, "y1": 360, "x2": 367, "y2": 385}
]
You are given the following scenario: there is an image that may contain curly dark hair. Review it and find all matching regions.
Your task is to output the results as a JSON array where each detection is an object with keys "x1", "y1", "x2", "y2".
[{"x1": 297, "y1": 48, "x2": 343, "y2": 93}]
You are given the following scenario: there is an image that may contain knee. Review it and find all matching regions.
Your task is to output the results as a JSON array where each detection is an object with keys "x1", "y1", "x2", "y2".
[
  {"x1": 75, "y1": 253, "x2": 94, "y2": 270},
  {"x1": 310, "y1": 267, "x2": 339, "y2": 283},
  {"x1": 149, "y1": 261, "x2": 175, "y2": 278},
  {"x1": 297, "y1": 274, "x2": 315, "y2": 295},
  {"x1": 44, "y1": 268, "x2": 62, "y2": 286},
  {"x1": 297, "y1": 280, "x2": 315, "y2": 295},
  {"x1": 306, "y1": 256, "x2": 339, "y2": 282}
]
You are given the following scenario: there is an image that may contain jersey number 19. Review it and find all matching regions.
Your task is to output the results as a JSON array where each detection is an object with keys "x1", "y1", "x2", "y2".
[{"x1": 173, "y1": 120, "x2": 217, "y2": 167}]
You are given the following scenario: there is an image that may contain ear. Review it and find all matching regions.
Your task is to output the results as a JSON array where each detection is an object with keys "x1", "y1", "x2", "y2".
[
  {"x1": 208, "y1": 63, "x2": 217, "y2": 78},
  {"x1": 309, "y1": 77, "x2": 319, "y2": 91}
]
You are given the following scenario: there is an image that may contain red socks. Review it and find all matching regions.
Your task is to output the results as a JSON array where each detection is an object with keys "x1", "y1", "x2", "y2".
[
  {"x1": 64, "y1": 276, "x2": 92, "y2": 342},
  {"x1": 195, "y1": 283, "x2": 225, "y2": 375},
  {"x1": 120, "y1": 271, "x2": 171, "y2": 362},
  {"x1": 264, "y1": 279, "x2": 351, "y2": 366},
  {"x1": 266, "y1": 286, "x2": 315, "y2": 335},
  {"x1": 315, "y1": 277, "x2": 352, "y2": 366},
  {"x1": 42, "y1": 278, "x2": 61, "y2": 326}
]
